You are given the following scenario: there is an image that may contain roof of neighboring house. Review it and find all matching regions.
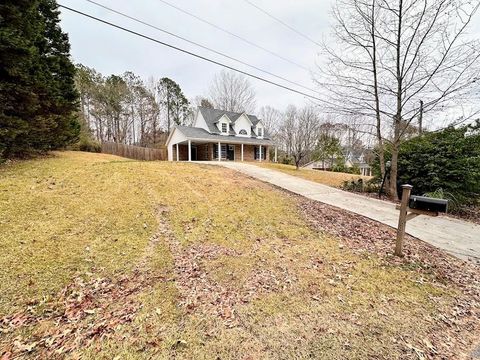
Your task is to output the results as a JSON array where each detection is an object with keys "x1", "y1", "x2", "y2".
[
  {"x1": 342, "y1": 146, "x2": 367, "y2": 164},
  {"x1": 172, "y1": 125, "x2": 274, "y2": 146},
  {"x1": 198, "y1": 106, "x2": 268, "y2": 138}
]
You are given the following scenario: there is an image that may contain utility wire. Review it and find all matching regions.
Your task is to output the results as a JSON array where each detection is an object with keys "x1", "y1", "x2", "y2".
[
  {"x1": 58, "y1": 4, "x2": 327, "y2": 103},
  {"x1": 83, "y1": 0, "x2": 319, "y2": 95},
  {"x1": 242, "y1": 0, "x2": 321, "y2": 47},
  {"x1": 155, "y1": 0, "x2": 312, "y2": 72}
]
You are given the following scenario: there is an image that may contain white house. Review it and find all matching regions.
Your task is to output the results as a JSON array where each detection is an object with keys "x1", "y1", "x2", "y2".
[{"x1": 166, "y1": 107, "x2": 277, "y2": 162}]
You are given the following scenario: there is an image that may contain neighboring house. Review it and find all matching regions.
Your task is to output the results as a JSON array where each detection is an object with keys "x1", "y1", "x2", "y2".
[
  {"x1": 166, "y1": 107, "x2": 277, "y2": 162},
  {"x1": 344, "y1": 147, "x2": 372, "y2": 176},
  {"x1": 303, "y1": 147, "x2": 372, "y2": 176}
]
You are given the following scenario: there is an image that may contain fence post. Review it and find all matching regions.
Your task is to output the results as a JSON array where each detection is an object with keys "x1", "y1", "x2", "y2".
[{"x1": 395, "y1": 184, "x2": 413, "y2": 257}]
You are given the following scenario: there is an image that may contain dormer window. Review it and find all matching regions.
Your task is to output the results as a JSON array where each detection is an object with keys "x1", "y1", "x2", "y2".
[
  {"x1": 221, "y1": 123, "x2": 228, "y2": 133},
  {"x1": 257, "y1": 128, "x2": 263, "y2": 137},
  {"x1": 239, "y1": 129, "x2": 247, "y2": 135}
]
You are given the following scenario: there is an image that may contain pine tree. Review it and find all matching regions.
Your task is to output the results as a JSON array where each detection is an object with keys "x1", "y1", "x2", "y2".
[
  {"x1": 0, "y1": 0, "x2": 40, "y2": 157},
  {"x1": 0, "y1": 0, "x2": 79, "y2": 158},
  {"x1": 157, "y1": 78, "x2": 189, "y2": 131}
]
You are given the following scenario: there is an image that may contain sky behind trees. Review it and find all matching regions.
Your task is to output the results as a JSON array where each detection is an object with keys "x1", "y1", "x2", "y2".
[
  {"x1": 58, "y1": 0, "x2": 334, "y2": 110},
  {"x1": 59, "y1": 0, "x2": 480, "y2": 112}
]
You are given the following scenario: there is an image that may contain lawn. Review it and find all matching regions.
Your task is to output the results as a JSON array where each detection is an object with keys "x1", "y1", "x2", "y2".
[
  {"x1": 254, "y1": 162, "x2": 370, "y2": 188},
  {"x1": 0, "y1": 152, "x2": 478, "y2": 359}
]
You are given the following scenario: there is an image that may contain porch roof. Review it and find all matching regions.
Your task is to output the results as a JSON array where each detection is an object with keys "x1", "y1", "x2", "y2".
[{"x1": 172, "y1": 126, "x2": 275, "y2": 146}]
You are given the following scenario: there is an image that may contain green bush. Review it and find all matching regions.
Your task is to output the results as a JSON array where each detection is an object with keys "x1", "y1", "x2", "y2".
[
  {"x1": 342, "y1": 178, "x2": 380, "y2": 193},
  {"x1": 70, "y1": 135, "x2": 101, "y2": 153},
  {"x1": 373, "y1": 121, "x2": 480, "y2": 205},
  {"x1": 424, "y1": 188, "x2": 460, "y2": 212},
  {"x1": 332, "y1": 163, "x2": 349, "y2": 173},
  {"x1": 350, "y1": 164, "x2": 361, "y2": 175},
  {"x1": 281, "y1": 155, "x2": 294, "y2": 165}
]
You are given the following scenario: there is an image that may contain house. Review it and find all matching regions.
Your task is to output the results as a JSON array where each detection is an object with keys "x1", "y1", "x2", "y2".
[
  {"x1": 166, "y1": 107, "x2": 277, "y2": 162},
  {"x1": 344, "y1": 147, "x2": 372, "y2": 176},
  {"x1": 303, "y1": 147, "x2": 372, "y2": 176}
]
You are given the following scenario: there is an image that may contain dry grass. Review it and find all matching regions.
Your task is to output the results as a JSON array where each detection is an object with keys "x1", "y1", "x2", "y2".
[
  {"x1": 0, "y1": 152, "x2": 471, "y2": 359},
  {"x1": 255, "y1": 162, "x2": 371, "y2": 187}
]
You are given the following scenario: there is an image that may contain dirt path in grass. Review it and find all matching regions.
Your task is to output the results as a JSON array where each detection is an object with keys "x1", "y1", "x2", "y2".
[{"x1": 161, "y1": 197, "x2": 298, "y2": 331}]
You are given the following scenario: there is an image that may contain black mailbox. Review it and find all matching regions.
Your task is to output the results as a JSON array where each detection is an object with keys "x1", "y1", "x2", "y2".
[{"x1": 409, "y1": 195, "x2": 448, "y2": 213}]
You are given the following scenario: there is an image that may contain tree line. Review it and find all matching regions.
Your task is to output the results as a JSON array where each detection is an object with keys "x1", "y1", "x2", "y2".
[{"x1": 75, "y1": 66, "x2": 191, "y2": 148}]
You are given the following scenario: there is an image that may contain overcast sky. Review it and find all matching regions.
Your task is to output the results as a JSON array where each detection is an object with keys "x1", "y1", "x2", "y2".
[{"x1": 59, "y1": 0, "x2": 480, "y2": 113}]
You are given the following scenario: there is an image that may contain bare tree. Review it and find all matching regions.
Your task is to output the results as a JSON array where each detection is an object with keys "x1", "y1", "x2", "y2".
[
  {"x1": 259, "y1": 105, "x2": 282, "y2": 138},
  {"x1": 192, "y1": 96, "x2": 214, "y2": 108},
  {"x1": 208, "y1": 70, "x2": 256, "y2": 113},
  {"x1": 320, "y1": 0, "x2": 480, "y2": 198},
  {"x1": 277, "y1": 106, "x2": 320, "y2": 169}
]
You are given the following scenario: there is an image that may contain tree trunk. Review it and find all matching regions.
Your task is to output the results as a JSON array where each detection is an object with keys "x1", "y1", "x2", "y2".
[
  {"x1": 390, "y1": 0, "x2": 404, "y2": 201},
  {"x1": 371, "y1": 0, "x2": 386, "y2": 179},
  {"x1": 389, "y1": 143, "x2": 399, "y2": 199}
]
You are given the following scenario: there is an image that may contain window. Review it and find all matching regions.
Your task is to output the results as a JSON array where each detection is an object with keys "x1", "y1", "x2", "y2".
[
  {"x1": 239, "y1": 129, "x2": 247, "y2": 135},
  {"x1": 214, "y1": 144, "x2": 227, "y2": 159},
  {"x1": 254, "y1": 146, "x2": 267, "y2": 160},
  {"x1": 257, "y1": 128, "x2": 263, "y2": 137},
  {"x1": 221, "y1": 123, "x2": 228, "y2": 133}
]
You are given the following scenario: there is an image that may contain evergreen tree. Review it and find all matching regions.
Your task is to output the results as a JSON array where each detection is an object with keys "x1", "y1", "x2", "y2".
[
  {"x1": 157, "y1": 78, "x2": 189, "y2": 131},
  {"x1": 0, "y1": 0, "x2": 79, "y2": 158}
]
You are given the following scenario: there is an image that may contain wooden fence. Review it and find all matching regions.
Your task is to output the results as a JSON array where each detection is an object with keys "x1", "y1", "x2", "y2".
[{"x1": 101, "y1": 142, "x2": 167, "y2": 161}]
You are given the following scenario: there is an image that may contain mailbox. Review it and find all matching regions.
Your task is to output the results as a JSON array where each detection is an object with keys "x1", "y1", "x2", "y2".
[{"x1": 409, "y1": 195, "x2": 448, "y2": 213}]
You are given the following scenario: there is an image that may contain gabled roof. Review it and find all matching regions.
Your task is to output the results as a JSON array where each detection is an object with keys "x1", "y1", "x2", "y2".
[
  {"x1": 198, "y1": 107, "x2": 267, "y2": 138},
  {"x1": 169, "y1": 125, "x2": 274, "y2": 146}
]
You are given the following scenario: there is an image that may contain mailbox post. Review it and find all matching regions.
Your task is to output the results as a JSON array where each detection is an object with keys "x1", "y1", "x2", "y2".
[
  {"x1": 395, "y1": 184, "x2": 412, "y2": 256},
  {"x1": 394, "y1": 185, "x2": 448, "y2": 256}
]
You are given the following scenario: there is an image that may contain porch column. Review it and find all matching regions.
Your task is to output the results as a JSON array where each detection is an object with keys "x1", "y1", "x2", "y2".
[
  {"x1": 274, "y1": 146, "x2": 278, "y2": 163},
  {"x1": 259, "y1": 145, "x2": 262, "y2": 162},
  {"x1": 188, "y1": 140, "x2": 192, "y2": 162},
  {"x1": 241, "y1": 144, "x2": 244, "y2": 161},
  {"x1": 218, "y1": 142, "x2": 221, "y2": 161},
  {"x1": 176, "y1": 143, "x2": 179, "y2": 161}
]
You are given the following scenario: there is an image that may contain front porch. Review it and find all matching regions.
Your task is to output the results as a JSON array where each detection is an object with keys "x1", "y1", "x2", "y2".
[{"x1": 171, "y1": 141, "x2": 277, "y2": 162}]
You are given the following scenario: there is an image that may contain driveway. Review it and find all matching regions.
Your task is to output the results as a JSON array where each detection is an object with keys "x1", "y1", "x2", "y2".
[{"x1": 204, "y1": 161, "x2": 480, "y2": 263}]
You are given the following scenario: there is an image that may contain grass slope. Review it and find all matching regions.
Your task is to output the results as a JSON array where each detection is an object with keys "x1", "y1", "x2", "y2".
[
  {"x1": 0, "y1": 152, "x2": 472, "y2": 359},
  {"x1": 255, "y1": 162, "x2": 370, "y2": 187}
]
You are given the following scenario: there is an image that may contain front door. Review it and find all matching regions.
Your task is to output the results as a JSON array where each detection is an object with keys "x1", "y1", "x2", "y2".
[
  {"x1": 191, "y1": 146, "x2": 197, "y2": 161},
  {"x1": 227, "y1": 145, "x2": 235, "y2": 161}
]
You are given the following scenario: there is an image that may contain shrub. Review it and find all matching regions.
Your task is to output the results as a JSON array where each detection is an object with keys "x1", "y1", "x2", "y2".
[
  {"x1": 332, "y1": 163, "x2": 349, "y2": 173},
  {"x1": 372, "y1": 122, "x2": 480, "y2": 205},
  {"x1": 397, "y1": 122, "x2": 480, "y2": 205},
  {"x1": 350, "y1": 164, "x2": 361, "y2": 175},
  {"x1": 424, "y1": 188, "x2": 460, "y2": 212},
  {"x1": 342, "y1": 178, "x2": 380, "y2": 193},
  {"x1": 70, "y1": 135, "x2": 101, "y2": 153},
  {"x1": 281, "y1": 155, "x2": 294, "y2": 165}
]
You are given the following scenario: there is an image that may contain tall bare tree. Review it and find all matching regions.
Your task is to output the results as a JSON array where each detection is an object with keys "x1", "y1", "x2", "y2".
[
  {"x1": 277, "y1": 105, "x2": 320, "y2": 169},
  {"x1": 259, "y1": 105, "x2": 282, "y2": 138},
  {"x1": 208, "y1": 70, "x2": 256, "y2": 113},
  {"x1": 320, "y1": 0, "x2": 480, "y2": 198}
]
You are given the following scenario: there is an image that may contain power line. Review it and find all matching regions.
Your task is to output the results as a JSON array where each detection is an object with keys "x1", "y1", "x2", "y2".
[
  {"x1": 155, "y1": 0, "x2": 312, "y2": 73},
  {"x1": 243, "y1": 0, "x2": 321, "y2": 47},
  {"x1": 83, "y1": 0, "x2": 319, "y2": 95},
  {"x1": 58, "y1": 4, "x2": 327, "y2": 103}
]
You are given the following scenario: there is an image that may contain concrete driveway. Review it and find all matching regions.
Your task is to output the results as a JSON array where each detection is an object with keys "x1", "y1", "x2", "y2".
[{"x1": 204, "y1": 161, "x2": 480, "y2": 263}]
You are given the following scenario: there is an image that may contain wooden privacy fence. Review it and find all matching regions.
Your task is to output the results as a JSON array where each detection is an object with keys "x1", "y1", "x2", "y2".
[{"x1": 101, "y1": 142, "x2": 167, "y2": 161}]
